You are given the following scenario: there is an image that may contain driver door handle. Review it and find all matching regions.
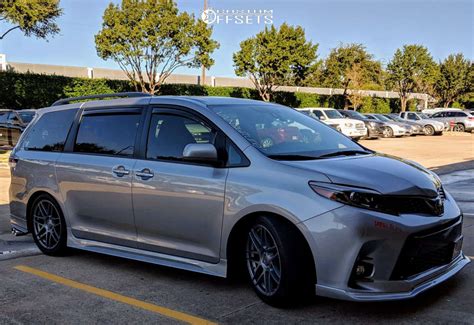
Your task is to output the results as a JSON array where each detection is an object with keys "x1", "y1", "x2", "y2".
[
  {"x1": 135, "y1": 168, "x2": 154, "y2": 179},
  {"x1": 112, "y1": 165, "x2": 130, "y2": 177}
]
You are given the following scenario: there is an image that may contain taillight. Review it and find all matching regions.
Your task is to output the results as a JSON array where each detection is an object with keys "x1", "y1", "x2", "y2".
[
  {"x1": 468, "y1": 117, "x2": 474, "y2": 121},
  {"x1": 8, "y1": 156, "x2": 18, "y2": 168}
]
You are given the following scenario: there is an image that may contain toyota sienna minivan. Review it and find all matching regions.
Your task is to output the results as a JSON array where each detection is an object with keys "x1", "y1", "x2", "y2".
[{"x1": 9, "y1": 94, "x2": 470, "y2": 306}]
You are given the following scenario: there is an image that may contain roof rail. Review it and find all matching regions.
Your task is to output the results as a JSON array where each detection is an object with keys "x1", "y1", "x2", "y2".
[{"x1": 51, "y1": 92, "x2": 152, "y2": 106}]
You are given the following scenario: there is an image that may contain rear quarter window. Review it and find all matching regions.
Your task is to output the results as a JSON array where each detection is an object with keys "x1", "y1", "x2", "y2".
[{"x1": 23, "y1": 109, "x2": 76, "y2": 152}]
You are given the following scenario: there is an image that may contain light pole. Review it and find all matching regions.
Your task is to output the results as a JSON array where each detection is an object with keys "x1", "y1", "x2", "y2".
[{"x1": 201, "y1": 0, "x2": 208, "y2": 86}]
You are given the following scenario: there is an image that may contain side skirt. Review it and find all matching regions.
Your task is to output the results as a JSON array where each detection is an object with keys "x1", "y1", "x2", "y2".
[{"x1": 67, "y1": 231, "x2": 227, "y2": 278}]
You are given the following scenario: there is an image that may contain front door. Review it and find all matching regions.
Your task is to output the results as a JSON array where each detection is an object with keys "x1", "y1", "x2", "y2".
[
  {"x1": 132, "y1": 109, "x2": 227, "y2": 263},
  {"x1": 56, "y1": 108, "x2": 143, "y2": 247}
]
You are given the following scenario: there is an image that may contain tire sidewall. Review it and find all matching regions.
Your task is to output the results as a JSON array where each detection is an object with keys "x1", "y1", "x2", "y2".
[
  {"x1": 30, "y1": 194, "x2": 68, "y2": 256},
  {"x1": 424, "y1": 125, "x2": 435, "y2": 136},
  {"x1": 245, "y1": 216, "x2": 313, "y2": 306}
]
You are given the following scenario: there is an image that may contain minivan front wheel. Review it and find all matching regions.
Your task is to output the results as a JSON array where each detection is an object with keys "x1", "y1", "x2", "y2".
[
  {"x1": 31, "y1": 194, "x2": 68, "y2": 256},
  {"x1": 245, "y1": 216, "x2": 313, "y2": 306}
]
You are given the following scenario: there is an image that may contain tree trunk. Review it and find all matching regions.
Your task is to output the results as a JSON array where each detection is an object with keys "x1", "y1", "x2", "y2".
[{"x1": 400, "y1": 96, "x2": 408, "y2": 112}]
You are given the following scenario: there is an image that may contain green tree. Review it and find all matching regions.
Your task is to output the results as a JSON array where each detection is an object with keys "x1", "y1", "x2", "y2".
[
  {"x1": 319, "y1": 43, "x2": 382, "y2": 108},
  {"x1": 0, "y1": 0, "x2": 62, "y2": 40},
  {"x1": 233, "y1": 23, "x2": 318, "y2": 101},
  {"x1": 386, "y1": 45, "x2": 438, "y2": 112},
  {"x1": 95, "y1": 0, "x2": 219, "y2": 95},
  {"x1": 64, "y1": 79, "x2": 114, "y2": 98},
  {"x1": 434, "y1": 53, "x2": 471, "y2": 108}
]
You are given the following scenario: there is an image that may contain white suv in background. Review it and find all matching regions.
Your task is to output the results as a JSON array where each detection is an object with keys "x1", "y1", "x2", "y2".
[{"x1": 300, "y1": 108, "x2": 367, "y2": 140}]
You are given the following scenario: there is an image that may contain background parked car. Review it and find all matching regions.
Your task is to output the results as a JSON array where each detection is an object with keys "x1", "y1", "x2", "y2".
[
  {"x1": 0, "y1": 109, "x2": 36, "y2": 148},
  {"x1": 430, "y1": 110, "x2": 474, "y2": 132},
  {"x1": 364, "y1": 113, "x2": 410, "y2": 137},
  {"x1": 337, "y1": 109, "x2": 385, "y2": 139},
  {"x1": 299, "y1": 109, "x2": 341, "y2": 131},
  {"x1": 422, "y1": 107, "x2": 463, "y2": 116},
  {"x1": 398, "y1": 111, "x2": 445, "y2": 136},
  {"x1": 301, "y1": 108, "x2": 367, "y2": 140},
  {"x1": 385, "y1": 114, "x2": 425, "y2": 135}
]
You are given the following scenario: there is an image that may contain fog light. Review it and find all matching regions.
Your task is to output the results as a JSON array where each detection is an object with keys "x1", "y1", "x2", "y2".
[{"x1": 354, "y1": 261, "x2": 374, "y2": 279}]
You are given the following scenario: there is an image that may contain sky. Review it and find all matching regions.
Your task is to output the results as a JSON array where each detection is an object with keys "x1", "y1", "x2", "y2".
[{"x1": 0, "y1": 0, "x2": 472, "y2": 77}]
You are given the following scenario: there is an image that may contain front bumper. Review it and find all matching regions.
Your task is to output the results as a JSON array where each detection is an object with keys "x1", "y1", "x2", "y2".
[
  {"x1": 341, "y1": 127, "x2": 367, "y2": 138},
  {"x1": 302, "y1": 192, "x2": 470, "y2": 302},
  {"x1": 316, "y1": 253, "x2": 470, "y2": 301}
]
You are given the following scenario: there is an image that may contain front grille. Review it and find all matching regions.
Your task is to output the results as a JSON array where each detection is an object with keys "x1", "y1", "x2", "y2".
[
  {"x1": 356, "y1": 123, "x2": 365, "y2": 130},
  {"x1": 391, "y1": 216, "x2": 463, "y2": 280},
  {"x1": 377, "y1": 194, "x2": 445, "y2": 216}
]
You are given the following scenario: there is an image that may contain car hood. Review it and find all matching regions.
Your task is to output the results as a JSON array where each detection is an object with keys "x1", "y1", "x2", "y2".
[
  {"x1": 384, "y1": 121, "x2": 406, "y2": 128},
  {"x1": 283, "y1": 153, "x2": 441, "y2": 197}
]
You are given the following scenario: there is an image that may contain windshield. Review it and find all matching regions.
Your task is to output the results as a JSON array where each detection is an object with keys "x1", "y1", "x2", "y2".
[
  {"x1": 19, "y1": 112, "x2": 35, "y2": 123},
  {"x1": 324, "y1": 110, "x2": 343, "y2": 119},
  {"x1": 389, "y1": 115, "x2": 404, "y2": 122},
  {"x1": 346, "y1": 110, "x2": 366, "y2": 119},
  {"x1": 209, "y1": 104, "x2": 365, "y2": 159},
  {"x1": 374, "y1": 115, "x2": 391, "y2": 122},
  {"x1": 419, "y1": 113, "x2": 430, "y2": 119}
]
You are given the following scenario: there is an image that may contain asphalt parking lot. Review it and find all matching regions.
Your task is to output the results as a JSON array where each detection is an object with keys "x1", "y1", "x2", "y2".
[{"x1": 0, "y1": 135, "x2": 473, "y2": 324}]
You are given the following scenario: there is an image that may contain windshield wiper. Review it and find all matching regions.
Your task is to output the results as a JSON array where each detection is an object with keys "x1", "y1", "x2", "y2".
[
  {"x1": 317, "y1": 150, "x2": 370, "y2": 158},
  {"x1": 267, "y1": 154, "x2": 320, "y2": 161}
]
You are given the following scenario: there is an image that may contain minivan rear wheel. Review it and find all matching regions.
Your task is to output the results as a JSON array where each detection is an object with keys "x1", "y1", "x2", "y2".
[
  {"x1": 245, "y1": 216, "x2": 313, "y2": 306},
  {"x1": 31, "y1": 194, "x2": 68, "y2": 256}
]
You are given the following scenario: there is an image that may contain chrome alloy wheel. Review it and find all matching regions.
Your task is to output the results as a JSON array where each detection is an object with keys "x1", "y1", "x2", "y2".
[
  {"x1": 33, "y1": 199, "x2": 62, "y2": 250},
  {"x1": 246, "y1": 224, "x2": 282, "y2": 296}
]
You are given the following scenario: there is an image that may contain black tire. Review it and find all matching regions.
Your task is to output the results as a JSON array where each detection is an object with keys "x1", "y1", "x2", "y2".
[
  {"x1": 245, "y1": 216, "x2": 314, "y2": 307},
  {"x1": 30, "y1": 194, "x2": 68, "y2": 256},
  {"x1": 454, "y1": 123, "x2": 465, "y2": 132},
  {"x1": 424, "y1": 125, "x2": 435, "y2": 136}
]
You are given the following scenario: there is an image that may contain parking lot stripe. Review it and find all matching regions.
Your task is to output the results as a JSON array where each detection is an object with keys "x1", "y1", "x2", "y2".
[{"x1": 14, "y1": 265, "x2": 217, "y2": 325}]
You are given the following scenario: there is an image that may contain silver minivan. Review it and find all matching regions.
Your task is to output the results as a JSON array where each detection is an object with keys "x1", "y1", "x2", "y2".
[{"x1": 9, "y1": 94, "x2": 470, "y2": 306}]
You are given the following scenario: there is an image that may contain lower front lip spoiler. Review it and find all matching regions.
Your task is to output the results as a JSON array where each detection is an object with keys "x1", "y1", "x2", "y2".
[{"x1": 315, "y1": 254, "x2": 470, "y2": 302}]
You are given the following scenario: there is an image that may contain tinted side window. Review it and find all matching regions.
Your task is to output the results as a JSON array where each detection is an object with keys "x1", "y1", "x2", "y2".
[
  {"x1": 24, "y1": 109, "x2": 76, "y2": 152},
  {"x1": 74, "y1": 114, "x2": 140, "y2": 157},
  {"x1": 313, "y1": 110, "x2": 323, "y2": 118},
  {"x1": 7, "y1": 112, "x2": 19, "y2": 124},
  {"x1": 147, "y1": 114, "x2": 215, "y2": 160},
  {"x1": 432, "y1": 112, "x2": 444, "y2": 118},
  {"x1": 0, "y1": 112, "x2": 8, "y2": 123},
  {"x1": 454, "y1": 112, "x2": 467, "y2": 117}
]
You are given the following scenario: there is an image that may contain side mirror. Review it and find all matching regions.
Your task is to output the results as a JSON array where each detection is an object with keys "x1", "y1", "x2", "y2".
[
  {"x1": 319, "y1": 116, "x2": 326, "y2": 120},
  {"x1": 183, "y1": 143, "x2": 218, "y2": 164}
]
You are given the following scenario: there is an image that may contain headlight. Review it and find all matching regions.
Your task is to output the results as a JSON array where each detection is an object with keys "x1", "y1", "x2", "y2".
[
  {"x1": 309, "y1": 182, "x2": 397, "y2": 215},
  {"x1": 309, "y1": 181, "x2": 443, "y2": 216},
  {"x1": 345, "y1": 123, "x2": 353, "y2": 127}
]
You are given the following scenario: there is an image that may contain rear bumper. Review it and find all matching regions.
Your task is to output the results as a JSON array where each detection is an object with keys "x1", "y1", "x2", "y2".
[{"x1": 316, "y1": 253, "x2": 470, "y2": 301}]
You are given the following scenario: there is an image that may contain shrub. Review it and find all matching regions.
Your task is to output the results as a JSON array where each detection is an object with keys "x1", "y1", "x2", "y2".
[{"x1": 0, "y1": 71, "x2": 393, "y2": 112}]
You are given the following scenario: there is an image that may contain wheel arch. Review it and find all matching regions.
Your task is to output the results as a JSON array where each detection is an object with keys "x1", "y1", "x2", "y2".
[
  {"x1": 26, "y1": 190, "x2": 62, "y2": 232},
  {"x1": 225, "y1": 211, "x2": 316, "y2": 283}
]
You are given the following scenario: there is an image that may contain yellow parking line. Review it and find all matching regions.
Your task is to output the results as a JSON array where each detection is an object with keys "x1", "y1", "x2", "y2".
[{"x1": 14, "y1": 265, "x2": 216, "y2": 325}]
